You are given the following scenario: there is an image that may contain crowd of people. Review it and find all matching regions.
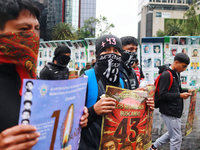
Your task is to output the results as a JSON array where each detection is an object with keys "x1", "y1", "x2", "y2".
[{"x1": 0, "y1": 0, "x2": 194, "y2": 150}]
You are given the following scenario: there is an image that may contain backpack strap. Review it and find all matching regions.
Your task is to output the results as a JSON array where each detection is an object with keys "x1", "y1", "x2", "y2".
[
  {"x1": 119, "y1": 72, "x2": 124, "y2": 88},
  {"x1": 119, "y1": 77, "x2": 124, "y2": 88},
  {"x1": 85, "y1": 68, "x2": 98, "y2": 108},
  {"x1": 155, "y1": 70, "x2": 173, "y2": 95},
  {"x1": 167, "y1": 70, "x2": 173, "y2": 91}
]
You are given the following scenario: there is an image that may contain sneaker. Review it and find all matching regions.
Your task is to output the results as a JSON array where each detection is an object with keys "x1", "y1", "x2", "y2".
[{"x1": 150, "y1": 144, "x2": 158, "y2": 150}]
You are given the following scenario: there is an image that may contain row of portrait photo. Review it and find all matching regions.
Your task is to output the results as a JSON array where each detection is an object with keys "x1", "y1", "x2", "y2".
[
  {"x1": 37, "y1": 39, "x2": 97, "y2": 74},
  {"x1": 141, "y1": 43, "x2": 163, "y2": 84},
  {"x1": 142, "y1": 58, "x2": 162, "y2": 69},
  {"x1": 142, "y1": 44, "x2": 163, "y2": 54},
  {"x1": 165, "y1": 45, "x2": 200, "y2": 58},
  {"x1": 164, "y1": 43, "x2": 200, "y2": 75},
  {"x1": 170, "y1": 37, "x2": 200, "y2": 45},
  {"x1": 143, "y1": 71, "x2": 200, "y2": 88},
  {"x1": 37, "y1": 49, "x2": 95, "y2": 74},
  {"x1": 21, "y1": 81, "x2": 34, "y2": 125}
]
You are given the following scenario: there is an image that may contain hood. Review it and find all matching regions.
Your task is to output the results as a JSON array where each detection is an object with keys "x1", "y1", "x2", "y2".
[{"x1": 158, "y1": 64, "x2": 171, "y2": 74}]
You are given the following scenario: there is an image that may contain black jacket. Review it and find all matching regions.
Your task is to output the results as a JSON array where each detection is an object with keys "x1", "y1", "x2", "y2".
[
  {"x1": 0, "y1": 64, "x2": 21, "y2": 133},
  {"x1": 39, "y1": 62, "x2": 69, "y2": 80},
  {"x1": 158, "y1": 64, "x2": 188, "y2": 118},
  {"x1": 119, "y1": 62, "x2": 139, "y2": 90}
]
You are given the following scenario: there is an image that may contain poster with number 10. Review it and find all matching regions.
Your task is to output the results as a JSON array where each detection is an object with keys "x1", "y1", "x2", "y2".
[{"x1": 18, "y1": 77, "x2": 88, "y2": 150}]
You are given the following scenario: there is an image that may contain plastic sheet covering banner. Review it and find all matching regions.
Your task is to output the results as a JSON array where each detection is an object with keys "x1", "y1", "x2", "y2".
[
  {"x1": 185, "y1": 89, "x2": 198, "y2": 136},
  {"x1": 99, "y1": 85, "x2": 155, "y2": 150}
]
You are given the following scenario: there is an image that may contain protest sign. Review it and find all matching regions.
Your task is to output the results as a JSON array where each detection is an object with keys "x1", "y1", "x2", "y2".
[
  {"x1": 19, "y1": 77, "x2": 87, "y2": 150},
  {"x1": 100, "y1": 85, "x2": 155, "y2": 150},
  {"x1": 185, "y1": 89, "x2": 198, "y2": 136}
]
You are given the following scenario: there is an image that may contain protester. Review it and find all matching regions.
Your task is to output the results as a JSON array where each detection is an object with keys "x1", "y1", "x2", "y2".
[
  {"x1": 151, "y1": 53, "x2": 193, "y2": 150},
  {"x1": 120, "y1": 36, "x2": 139, "y2": 90},
  {"x1": 39, "y1": 45, "x2": 88, "y2": 126},
  {"x1": 91, "y1": 58, "x2": 96, "y2": 67},
  {"x1": 79, "y1": 62, "x2": 91, "y2": 76},
  {"x1": 132, "y1": 58, "x2": 144, "y2": 85},
  {"x1": 79, "y1": 34, "x2": 154, "y2": 150},
  {"x1": 0, "y1": 1, "x2": 88, "y2": 149},
  {"x1": 39, "y1": 45, "x2": 71, "y2": 80},
  {"x1": 0, "y1": 0, "x2": 41, "y2": 149},
  {"x1": 79, "y1": 34, "x2": 122, "y2": 150}
]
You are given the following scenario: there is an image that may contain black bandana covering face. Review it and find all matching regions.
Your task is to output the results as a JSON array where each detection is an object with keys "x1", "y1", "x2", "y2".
[
  {"x1": 96, "y1": 53, "x2": 121, "y2": 82},
  {"x1": 56, "y1": 55, "x2": 70, "y2": 67},
  {"x1": 122, "y1": 50, "x2": 137, "y2": 67}
]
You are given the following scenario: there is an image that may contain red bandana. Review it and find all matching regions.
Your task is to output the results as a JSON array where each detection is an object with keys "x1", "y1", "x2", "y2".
[{"x1": 0, "y1": 30, "x2": 39, "y2": 95}]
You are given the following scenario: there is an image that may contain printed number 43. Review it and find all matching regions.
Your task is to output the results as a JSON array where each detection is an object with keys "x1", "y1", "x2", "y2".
[{"x1": 113, "y1": 118, "x2": 140, "y2": 143}]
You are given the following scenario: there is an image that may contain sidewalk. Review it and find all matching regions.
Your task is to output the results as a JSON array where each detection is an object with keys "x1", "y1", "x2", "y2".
[{"x1": 151, "y1": 92, "x2": 200, "y2": 150}]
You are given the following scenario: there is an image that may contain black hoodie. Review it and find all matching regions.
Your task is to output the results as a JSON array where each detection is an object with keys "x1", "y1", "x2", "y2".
[{"x1": 157, "y1": 64, "x2": 188, "y2": 118}]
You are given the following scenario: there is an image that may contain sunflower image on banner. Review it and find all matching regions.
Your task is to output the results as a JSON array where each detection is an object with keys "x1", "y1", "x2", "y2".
[
  {"x1": 99, "y1": 85, "x2": 155, "y2": 150},
  {"x1": 185, "y1": 89, "x2": 198, "y2": 137}
]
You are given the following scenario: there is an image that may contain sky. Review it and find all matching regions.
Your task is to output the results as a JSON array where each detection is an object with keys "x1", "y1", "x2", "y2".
[{"x1": 96, "y1": 0, "x2": 138, "y2": 38}]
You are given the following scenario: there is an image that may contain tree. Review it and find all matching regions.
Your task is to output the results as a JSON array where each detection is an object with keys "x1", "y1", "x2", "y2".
[
  {"x1": 156, "y1": 19, "x2": 183, "y2": 37},
  {"x1": 165, "y1": 20, "x2": 183, "y2": 36},
  {"x1": 77, "y1": 16, "x2": 115, "y2": 39},
  {"x1": 52, "y1": 22, "x2": 76, "y2": 40},
  {"x1": 182, "y1": 0, "x2": 200, "y2": 36},
  {"x1": 156, "y1": 29, "x2": 166, "y2": 37},
  {"x1": 77, "y1": 17, "x2": 98, "y2": 39},
  {"x1": 96, "y1": 15, "x2": 115, "y2": 37}
]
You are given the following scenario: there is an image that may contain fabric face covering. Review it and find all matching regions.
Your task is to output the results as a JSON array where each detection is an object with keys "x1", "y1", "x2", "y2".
[
  {"x1": 122, "y1": 50, "x2": 137, "y2": 67},
  {"x1": 0, "y1": 30, "x2": 40, "y2": 95},
  {"x1": 56, "y1": 55, "x2": 71, "y2": 67},
  {"x1": 96, "y1": 53, "x2": 121, "y2": 82}
]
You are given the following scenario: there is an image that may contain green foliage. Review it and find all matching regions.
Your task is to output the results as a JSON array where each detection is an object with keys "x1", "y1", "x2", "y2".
[
  {"x1": 52, "y1": 16, "x2": 114, "y2": 40},
  {"x1": 182, "y1": 0, "x2": 200, "y2": 36},
  {"x1": 77, "y1": 17, "x2": 98, "y2": 39},
  {"x1": 52, "y1": 22, "x2": 77, "y2": 40},
  {"x1": 165, "y1": 20, "x2": 183, "y2": 36},
  {"x1": 156, "y1": 0, "x2": 200, "y2": 37},
  {"x1": 77, "y1": 15, "x2": 115, "y2": 39},
  {"x1": 156, "y1": 20, "x2": 183, "y2": 37},
  {"x1": 96, "y1": 15, "x2": 115, "y2": 37},
  {"x1": 156, "y1": 29, "x2": 166, "y2": 37}
]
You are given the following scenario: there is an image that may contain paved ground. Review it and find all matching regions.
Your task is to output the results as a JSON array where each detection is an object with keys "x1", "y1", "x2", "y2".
[{"x1": 151, "y1": 92, "x2": 200, "y2": 150}]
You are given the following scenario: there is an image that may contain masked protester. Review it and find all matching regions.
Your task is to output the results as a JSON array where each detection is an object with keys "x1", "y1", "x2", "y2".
[
  {"x1": 39, "y1": 45, "x2": 71, "y2": 80},
  {"x1": 78, "y1": 34, "x2": 124, "y2": 150},
  {"x1": 119, "y1": 36, "x2": 139, "y2": 90},
  {"x1": 0, "y1": 1, "x2": 41, "y2": 149},
  {"x1": 0, "y1": 1, "x2": 88, "y2": 150}
]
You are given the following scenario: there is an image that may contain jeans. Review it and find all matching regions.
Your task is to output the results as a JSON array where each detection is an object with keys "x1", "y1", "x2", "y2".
[{"x1": 154, "y1": 114, "x2": 182, "y2": 150}]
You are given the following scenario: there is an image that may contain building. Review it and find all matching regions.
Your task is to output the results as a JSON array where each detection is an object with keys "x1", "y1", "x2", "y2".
[
  {"x1": 137, "y1": 0, "x2": 196, "y2": 42},
  {"x1": 79, "y1": 0, "x2": 96, "y2": 28},
  {"x1": 34, "y1": 0, "x2": 96, "y2": 41}
]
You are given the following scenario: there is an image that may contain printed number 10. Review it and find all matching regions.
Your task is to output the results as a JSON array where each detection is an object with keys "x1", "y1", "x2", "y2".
[{"x1": 50, "y1": 110, "x2": 60, "y2": 150}]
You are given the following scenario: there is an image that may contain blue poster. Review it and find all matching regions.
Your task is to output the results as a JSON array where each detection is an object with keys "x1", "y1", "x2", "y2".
[{"x1": 18, "y1": 77, "x2": 88, "y2": 150}]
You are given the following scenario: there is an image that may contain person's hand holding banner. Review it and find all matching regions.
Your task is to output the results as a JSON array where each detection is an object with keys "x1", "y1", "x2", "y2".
[{"x1": 94, "y1": 98, "x2": 116, "y2": 115}]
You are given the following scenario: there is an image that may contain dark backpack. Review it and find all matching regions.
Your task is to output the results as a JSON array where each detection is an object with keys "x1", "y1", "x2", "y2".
[{"x1": 154, "y1": 70, "x2": 173, "y2": 108}]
